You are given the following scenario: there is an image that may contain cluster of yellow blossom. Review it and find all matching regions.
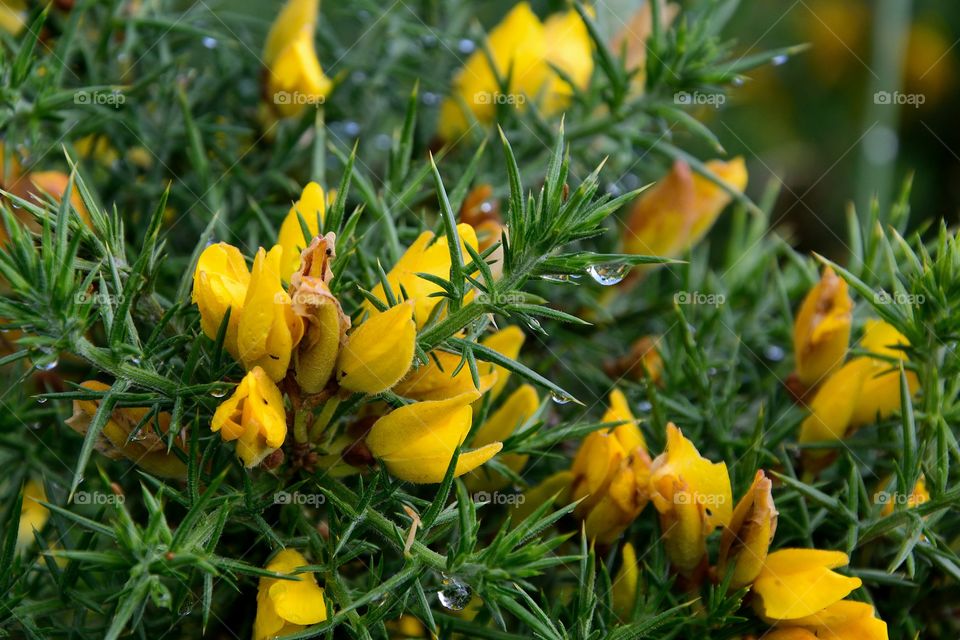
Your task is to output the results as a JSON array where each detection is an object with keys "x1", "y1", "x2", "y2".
[{"x1": 792, "y1": 267, "x2": 919, "y2": 473}]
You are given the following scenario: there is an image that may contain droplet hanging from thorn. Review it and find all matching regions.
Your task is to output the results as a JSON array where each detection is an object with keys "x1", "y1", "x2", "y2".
[
  {"x1": 438, "y1": 577, "x2": 472, "y2": 611},
  {"x1": 550, "y1": 390, "x2": 574, "y2": 405},
  {"x1": 586, "y1": 264, "x2": 629, "y2": 286}
]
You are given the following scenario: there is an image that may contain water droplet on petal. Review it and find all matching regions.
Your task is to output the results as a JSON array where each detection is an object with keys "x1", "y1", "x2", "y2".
[
  {"x1": 586, "y1": 263, "x2": 630, "y2": 286},
  {"x1": 438, "y1": 578, "x2": 472, "y2": 611}
]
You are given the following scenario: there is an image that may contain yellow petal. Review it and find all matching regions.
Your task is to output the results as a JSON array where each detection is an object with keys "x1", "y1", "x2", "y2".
[
  {"x1": 510, "y1": 470, "x2": 573, "y2": 523},
  {"x1": 718, "y1": 470, "x2": 778, "y2": 589},
  {"x1": 602, "y1": 388, "x2": 646, "y2": 452},
  {"x1": 211, "y1": 367, "x2": 287, "y2": 467},
  {"x1": 480, "y1": 325, "x2": 526, "y2": 399},
  {"x1": 278, "y1": 181, "x2": 326, "y2": 280},
  {"x1": 337, "y1": 301, "x2": 416, "y2": 394},
  {"x1": 752, "y1": 549, "x2": 862, "y2": 621},
  {"x1": 255, "y1": 549, "x2": 327, "y2": 640},
  {"x1": 799, "y1": 358, "x2": 871, "y2": 444},
  {"x1": 793, "y1": 267, "x2": 853, "y2": 388},
  {"x1": 263, "y1": 0, "x2": 319, "y2": 66},
  {"x1": 191, "y1": 242, "x2": 250, "y2": 359},
  {"x1": 612, "y1": 542, "x2": 638, "y2": 621},
  {"x1": 17, "y1": 480, "x2": 49, "y2": 552},
  {"x1": 394, "y1": 349, "x2": 497, "y2": 401},
  {"x1": 465, "y1": 385, "x2": 538, "y2": 492},
  {"x1": 541, "y1": 10, "x2": 593, "y2": 114}
]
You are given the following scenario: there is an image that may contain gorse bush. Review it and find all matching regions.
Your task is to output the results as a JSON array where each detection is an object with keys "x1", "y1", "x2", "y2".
[{"x1": 0, "y1": 1, "x2": 955, "y2": 639}]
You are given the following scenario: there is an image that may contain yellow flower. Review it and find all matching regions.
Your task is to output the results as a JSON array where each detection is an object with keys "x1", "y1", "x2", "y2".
[
  {"x1": 606, "y1": 335, "x2": 664, "y2": 384},
  {"x1": 254, "y1": 549, "x2": 327, "y2": 640},
  {"x1": 793, "y1": 267, "x2": 853, "y2": 389},
  {"x1": 0, "y1": 0, "x2": 26, "y2": 36},
  {"x1": 263, "y1": 0, "x2": 332, "y2": 118},
  {"x1": 238, "y1": 246, "x2": 305, "y2": 382},
  {"x1": 192, "y1": 242, "x2": 250, "y2": 361},
  {"x1": 751, "y1": 549, "x2": 862, "y2": 621},
  {"x1": 510, "y1": 470, "x2": 573, "y2": 523},
  {"x1": 850, "y1": 320, "x2": 919, "y2": 427},
  {"x1": 393, "y1": 349, "x2": 497, "y2": 401},
  {"x1": 278, "y1": 182, "x2": 328, "y2": 281},
  {"x1": 211, "y1": 367, "x2": 287, "y2": 468},
  {"x1": 289, "y1": 235, "x2": 349, "y2": 394},
  {"x1": 364, "y1": 391, "x2": 502, "y2": 483},
  {"x1": 464, "y1": 384, "x2": 539, "y2": 492},
  {"x1": 570, "y1": 390, "x2": 651, "y2": 544},
  {"x1": 799, "y1": 321, "x2": 919, "y2": 471},
  {"x1": 17, "y1": 480, "x2": 50, "y2": 553},
  {"x1": 385, "y1": 615, "x2": 428, "y2": 638},
  {"x1": 437, "y1": 3, "x2": 593, "y2": 141},
  {"x1": 879, "y1": 475, "x2": 929, "y2": 517},
  {"x1": 368, "y1": 224, "x2": 478, "y2": 327},
  {"x1": 66, "y1": 381, "x2": 188, "y2": 479},
  {"x1": 540, "y1": 10, "x2": 594, "y2": 115},
  {"x1": 480, "y1": 325, "x2": 526, "y2": 400},
  {"x1": 336, "y1": 301, "x2": 416, "y2": 395},
  {"x1": 717, "y1": 470, "x2": 778, "y2": 590},
  {"x1": 611, "y1": 542, "x2": 639, "y2": 621},
  {"x1": 769, "y1": 600, "x2": 888, "y2": 640},
  {"x1": 648, "y1": 423, "x2": 732, "y2": 573},
  {"x1": 622, "y1": 158, "x2": 748, "y2": 260}
]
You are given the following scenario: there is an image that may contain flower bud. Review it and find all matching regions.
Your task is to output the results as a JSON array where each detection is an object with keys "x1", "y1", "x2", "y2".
[
  {"x1": 337, "y1": 301, "x2": 416, "y2": 394},
  {"x1": 648, "y1": 423, "x2": 732, "y2": 573},
  {"x1": 262, "y1": 0, "x2": 332, "y2": 119},
  {"x1": 278, "y1": 181, "x2": 329, "y2": 281},
  {"x1": 212, "y1": 367, "x2": 287, "y2": 468},
  {"x1": 480, "y1": 326, "x2": 526, "y2": 400},
  {"x1": 254, "y1": 549, "x2": 327, "y2": 640},
  {"x1": 751, "y1": 549, "x2": 862, "y2": 621},
  {"x1": 365, "y1": 391, "x2": 502, "y2": 483},
  {"x1": 793, "y1": 267, "x2": 853, "y2": 389},
  {"x1": 237, "y1": 246, "x2": 304, "y2": 382},
  {"x1": 191, "y1": 242, "x2": 250, "y2": 360},
  {"x1": 612, "y1": 542, "x2": 639, "y2": 621},
  {"x1": 570, "y1": 390, "x2": 651, "y2": 544},
  {"x1": 290, "y1": 234, "x2": 349, "y2": 394},
  {"x1": 717, "y1": 470, "x2": 778, "y2": 589},
  {"x1": 66, "y1": 381, "x2": 188, "y2": 479},
  {"x1": 622, "y1": 158, "x2": 747, "y2": 261}
]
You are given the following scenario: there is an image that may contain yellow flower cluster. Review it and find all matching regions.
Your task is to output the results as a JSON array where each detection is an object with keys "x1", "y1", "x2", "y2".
[
  {"x1": 792, "y1": 269, "x2": 919, "y2": 473},
  {"x1": 437, "y1": 2, "x2": 593, "y2": 141}
]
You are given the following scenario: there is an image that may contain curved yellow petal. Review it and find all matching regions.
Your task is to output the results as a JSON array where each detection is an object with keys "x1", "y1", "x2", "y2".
[
  {"x1": 278, "y1": 181, "x2": 326, "y2": 280},
  {"x1": 337, "y1": 301, "x2": 416, "y2": 394},
  {"x1": 793, "y1": 267, "x2": 853, "y2": 388},
  {"x1": 752, "y1": 549, "x2": 862, "y2": 621}
]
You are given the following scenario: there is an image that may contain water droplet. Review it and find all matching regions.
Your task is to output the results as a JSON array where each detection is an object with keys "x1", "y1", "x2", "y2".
[
  {"x1": 202, "y1": 36, "x2": 218, "y2": 49},
  {"x1": 36, "y1": 354, "x2": 58, "y2": 371},
  {"x1": 438, "y1": 578, "x2": 472, "y2": 611},
  {"x1": 550, "y1": 390, "x2": 574, "y2": 405},
  {"x1": 210, "y1": 387, "x2": 228, "y2": 399},
  {"x1": 732, "y1": 77, "x2": 745, "y2": 87},
  {"x1": 636, "y1": 401, "x2": 653, "y2": 413},
  {"x1": 771, "y1": 54, "x2": 788, "y2": 66},
  {"x1": 36, "y1": 397, "x2": 48, "y2": 404},
  {"x1": 420, "y1": 34, "x2": 438, "y2": 48},
  {"x1": 586, "y1": 264, "x2": 629, "y2": 286},
  {"x1": 374, "y1": 133, "x2": 392, "y2": 150},
  {"x1": 457, "y1": 39, "x2": 476, "y2": 54},
  {"x1": 343, "y1": 121, "x2": 360, "y2": 137},
  {"x1": 421, "y1": 91, "x2": 439, "y2": 106},
  {"x1": 707, "y1": 367, "x2": 718, "y2": 377},
  {"x1": 763, "y1": 345, "x2": 785, "y2": 362},
  {"x1": 479, "y1": 201, "x2": 494, "y2": 214}
]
